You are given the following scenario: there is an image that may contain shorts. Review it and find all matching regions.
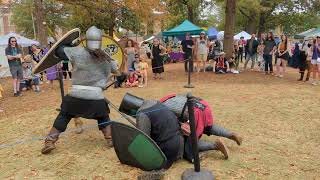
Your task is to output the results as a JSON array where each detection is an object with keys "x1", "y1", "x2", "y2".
[
  {"x1": 197, "y1": 53, "x2": 207, "y2": 61},
  {"x1": 9, "y1": 65, "x2": 23, "y2": 79},
  {"x1": 20, "y1": 80, "x2": 32, "y2": 90},
  {"x1": 311, "y1": 59, "x2": 320, "y2": 65},
  {"x1": 278, "y1": 52, "x2": 289, "y2": 61}
]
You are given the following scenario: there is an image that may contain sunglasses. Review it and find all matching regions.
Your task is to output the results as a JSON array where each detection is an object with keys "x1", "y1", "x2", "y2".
[{"x1": 11, "y1": 41, "x2": 16, "y2": 42}]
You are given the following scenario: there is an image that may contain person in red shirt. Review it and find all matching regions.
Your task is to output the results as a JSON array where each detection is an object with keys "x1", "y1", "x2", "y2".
[{"x1": 160, "y1": 93, "x2": 243, "y2": 160}]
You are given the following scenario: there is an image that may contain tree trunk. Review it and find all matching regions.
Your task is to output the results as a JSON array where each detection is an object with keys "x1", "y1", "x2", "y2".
[
  {"x1": 34, "y1": 0, "x2": 47, "y2": 47},
  {"x1": 108, "y1": 24, "x2": 114, "y2": 37},
  {"x1": 245, "y1": 12, "x2": 257, "y2": 34},
  {"x1": 258, "y1": 12, "x2": 267, "y2": 36},
  {"x1": 246, "y1": 19, "x2": 257, "y2": 34},
  {"x1": 187, "y1": 4, "x2": 194, "y2": 23},
  {"x1": 223, "y1": 0, "x2": 236, "y2": 59}
]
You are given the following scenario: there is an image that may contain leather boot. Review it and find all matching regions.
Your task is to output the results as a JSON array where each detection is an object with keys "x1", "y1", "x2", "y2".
[
  {"x1": 214, "y1": 139, "x2": 229, "y2": 160},
  {"x1": 305, "y1": 72, "x2": 310, "y2": 82},
  {"x1": 229, "y1": 133, "x2": 243, "y2": 146},
  {"x1": 74, "y1": 118, "x2": 84, "y2": 134},
  {"x1": 298, "y1": 72, "x2": 304, "y2": 81},
  {"x1": 101, "y1": 127, "x2": 113, "y2": 148},
  {"x1": 41, "y1": 127, "x2": 60, "y2": 154}
]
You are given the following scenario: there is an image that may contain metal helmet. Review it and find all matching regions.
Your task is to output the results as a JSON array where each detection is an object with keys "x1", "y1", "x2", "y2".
[
  {"x1": 86, "y1": 26, "x2": 102, "y2": 50},
  {"x1": 119, "y1": 93, "x2": 145, "y2": 117}
]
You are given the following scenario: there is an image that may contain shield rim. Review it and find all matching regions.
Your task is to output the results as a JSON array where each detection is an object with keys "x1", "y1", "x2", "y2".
[
  {"x1": 111, "y1": 121, "x2": 167, "y2": 171},
  {"x1": 32, "y1": 28, "x2": 81, "y2": 74}
]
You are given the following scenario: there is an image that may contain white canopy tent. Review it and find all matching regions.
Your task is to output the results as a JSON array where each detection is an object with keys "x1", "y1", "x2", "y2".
[
  {"x1": 217, "y1": 31, "x2": 224, "y2": 40},
  {"x1": 234, "y1": 31, "x2": 251, "y2": 40},
  {"x1": 0, "y1": 33, "x2": 39, "y2": 77}
]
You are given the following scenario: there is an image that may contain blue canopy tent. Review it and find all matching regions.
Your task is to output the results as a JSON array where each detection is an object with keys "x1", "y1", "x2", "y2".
[
  {"x1": 207, "y1": 27, "x2": 218, "y2": 39},
  {"x1": 162, "y1": 20, "x2": 204, "y2": 36}
]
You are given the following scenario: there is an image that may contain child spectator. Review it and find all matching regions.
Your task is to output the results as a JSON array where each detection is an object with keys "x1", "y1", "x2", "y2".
[
  {"x1": 228, "y1": 54, "x2": 240, "y2": 74},
  {"x1": 213, "y1": 52, "x2": 228, "y2": 74},
  {"x1": 138, "y1": 56, "x2": 149, "y2": 86},
  {"x1": 125, "y1": 68, "x2": 139, "y2": 88}
]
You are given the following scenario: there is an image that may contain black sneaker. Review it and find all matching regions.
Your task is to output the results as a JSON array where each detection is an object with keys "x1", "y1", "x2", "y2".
[
  {"x1": 14, "y1": 93, "x2": 19, "y2": 97},
  {"x1": 17, "y1": 91, "x2": 22, "y2": 96}
]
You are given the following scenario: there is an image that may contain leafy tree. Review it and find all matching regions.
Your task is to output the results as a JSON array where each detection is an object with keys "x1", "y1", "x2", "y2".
[{"x1": 11, "y1": 0, "x2": 69, "y2": 42}]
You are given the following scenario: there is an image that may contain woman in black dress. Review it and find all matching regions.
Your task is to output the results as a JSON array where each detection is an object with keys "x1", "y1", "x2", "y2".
[{"x1": 151, "y1": 38, "x2": 166, "y2": 79}]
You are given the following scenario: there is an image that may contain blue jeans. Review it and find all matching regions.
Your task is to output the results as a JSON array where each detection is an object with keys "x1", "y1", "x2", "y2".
[
  {"x1": 198, "y1": 124, "x2": 232, "y2": 151},
  {"x1": 263, "y1": 54, "x2": 273, "y2": 73}
]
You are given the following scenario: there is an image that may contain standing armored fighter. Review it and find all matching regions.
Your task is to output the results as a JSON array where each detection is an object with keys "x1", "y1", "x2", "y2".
[{"x1": 35, "y1": 26, "x2": 118, "y2": 154}]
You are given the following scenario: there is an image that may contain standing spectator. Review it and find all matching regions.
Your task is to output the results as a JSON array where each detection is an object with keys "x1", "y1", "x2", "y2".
[
  {"x1": 150, "y1": 38, "x2": 166, "y2": 79},
  {"x1": 244, "y1": 34, "x2": 259, "y2": 70},
  {"x1": 258, "y1": 33, "x2": 266, "y2": 44},
  {"x1": 124, "y1": 40, "x2": 137, "y2": 72},
  {"x1": 292, "y1": 43, "x2": 300, "y2": 68},
  {"x1": 311, "y1": 37, "x2": 320, "y2": 85},
  {"x1": 143, "y1": 42, "x2": 151, "y2": 59},
  {"x1": 195, "y1": 31, "x2": 209, "y2": 72},
  {"x1": 263, "y1": 32, "x2": 277, "y2": 75},
  {"x1": 5, "y1": 37, "x2": 23, "y2": 97},
  {"x1": 138, "y1": 56, "x2": 149, "y2": 87},
  {"x1": 298, "y1": 40, "x2": 308, "y2": 80},
  {"x1": 181, "y1": 33, "x2": 194, "y2": 72},
  {"x1": 275, "y1": 35, "x2": 290, "y2": 78},
  {"x1": 238, "y1": 36, "x2": 245, "y2": 63},
  {"x1": 257, "y1": 41, "x2": 265, "y2": 72},
  {"x1": 45, "y1": 43, "x2": 58, "y2": 88},
  {"x1": 62, "y1": 59, "x2": 72, "y2": 80},
  {"x1": 31, "y1": 44, "x2": 45, "y2": 82},
  {"x1": 301, "y1": 41, "x2": 313, "y2": 82}
]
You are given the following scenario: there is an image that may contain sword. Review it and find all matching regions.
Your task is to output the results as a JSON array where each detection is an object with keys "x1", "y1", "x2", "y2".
[{"x1": 105, "y1": 99, "x2": 137, "y2": 127}]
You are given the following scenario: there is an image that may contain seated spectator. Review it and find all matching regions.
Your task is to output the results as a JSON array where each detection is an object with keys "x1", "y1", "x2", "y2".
[
  {"x1": 114, "y1": 72, "x2": 127, "y2": 88},
  {"x1": 125, "y1": 68, "x2": 139, "y2": 88},
  {"x1": 20, "y1": 61, "x2": 40, "y2": 92},
  {"x1": 228, "y1": 54, "x2": 240, "y2": 74},
  {"x1": 133, "y1": 54, "x2": 143, "y2": 87},
  {"x1": 211, "y1": 52, "x2": 228, "y2": 74}
]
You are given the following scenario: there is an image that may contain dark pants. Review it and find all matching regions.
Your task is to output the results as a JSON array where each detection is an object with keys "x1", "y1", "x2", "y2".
[
  {"x1": 62, "y1": 63, "x2": 72, "y2": 79},
  {"x1": 238, "y1": 48, "x2": 243, "y2": 62},
  {"x1": 184, "y1": 54, "x2": 193, "y2": 72},
  {"x1": 53, "y1": 111, "x2": 109, "y2": 132},
  {"x1": 263, "y1": 54, "x2": 273, "y2": 73}
]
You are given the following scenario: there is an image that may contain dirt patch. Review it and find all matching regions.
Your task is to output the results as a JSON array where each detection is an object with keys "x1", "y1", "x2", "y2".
[{"x1": 0, "y1": 63, "x2": 319, "y2": 179}]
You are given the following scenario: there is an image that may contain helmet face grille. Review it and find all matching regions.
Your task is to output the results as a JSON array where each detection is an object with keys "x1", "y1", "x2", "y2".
[
  {"x1": 86, "y1": 26, "x2": 102, "y2": 41},
  {"x1": 86, "y1": 26, "x2": 102, "y2": 49}
]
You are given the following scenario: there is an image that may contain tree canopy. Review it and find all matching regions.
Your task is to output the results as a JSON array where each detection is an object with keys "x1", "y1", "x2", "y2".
[{"x1": 10, "y1": 0, "x2": 320, "y2": 42}]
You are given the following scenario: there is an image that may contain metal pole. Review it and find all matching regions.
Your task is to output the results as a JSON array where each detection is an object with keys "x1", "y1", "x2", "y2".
[
  {"x1": 184, "y1": 57, "x2": 194, "y2": 88},
  {"x1": 58, "y1": 69, "x2": 64, "y2": 99},
  {"x1": 181, "y1": 93, "x2": 214, "y2": 180},
  {"x1": 186, "y1": 93, "x2": 200, "y2": 172}
]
